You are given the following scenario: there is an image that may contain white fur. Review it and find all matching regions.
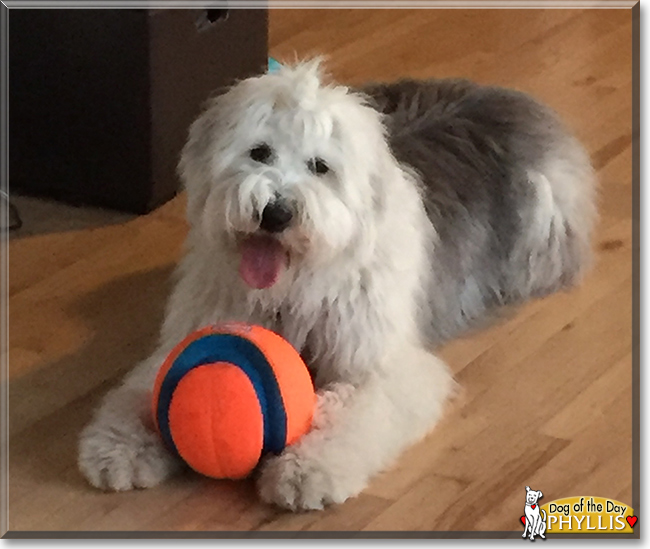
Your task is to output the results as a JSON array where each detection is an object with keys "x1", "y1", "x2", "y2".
[{"x1": 78, "y1": 60, "x2": 456, "y2": 510}]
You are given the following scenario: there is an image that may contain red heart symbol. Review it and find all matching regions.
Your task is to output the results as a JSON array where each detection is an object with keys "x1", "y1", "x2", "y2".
[
  {"x1": 532, "y1": 504, "x2": 536, "y2": 509},
  {"x1": 626, "y1": 516, "x2": 638, "y2": 528},
  {"x1": 520, "y1": 516, "x2": 526, "y2": 525}
]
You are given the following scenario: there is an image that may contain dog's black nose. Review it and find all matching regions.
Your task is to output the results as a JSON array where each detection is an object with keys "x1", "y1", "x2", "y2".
[{"x1": 260, "y1": 201, "x2": 293, "y2": 233}]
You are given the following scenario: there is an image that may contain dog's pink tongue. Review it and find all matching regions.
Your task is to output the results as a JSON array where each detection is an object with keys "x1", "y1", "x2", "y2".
[{"x1": 239, "y1": 235, "x2": 286, "y2": 289}]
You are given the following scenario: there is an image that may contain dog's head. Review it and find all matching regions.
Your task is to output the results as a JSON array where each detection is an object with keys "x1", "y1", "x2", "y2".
[
  {"x1": 525, "y1": 486, "x2": 543, "y2": 505},
  {"x1": 178, "y1": 60, "x2": 396, "y2": 289}
]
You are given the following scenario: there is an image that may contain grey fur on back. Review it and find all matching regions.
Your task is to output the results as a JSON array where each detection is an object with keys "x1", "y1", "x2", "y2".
[{"x1": 362, "y1": 79, "x2": 596, "y2": 346}]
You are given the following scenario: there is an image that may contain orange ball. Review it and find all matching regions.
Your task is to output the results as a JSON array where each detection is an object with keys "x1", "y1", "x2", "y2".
[{"x1": 152, "y1": 323, "x2": 315, "y2": 479}]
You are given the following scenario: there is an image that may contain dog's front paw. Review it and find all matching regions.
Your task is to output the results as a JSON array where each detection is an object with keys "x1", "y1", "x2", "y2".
[
  {"x1": 257, "y1": 448, "x2": 363, "y2": 511},
  {"x1": 78, "y1": 416, "x2": 181, "y2": 492}
]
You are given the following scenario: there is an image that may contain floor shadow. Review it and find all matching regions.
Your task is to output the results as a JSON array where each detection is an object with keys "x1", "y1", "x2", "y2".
[
  {"x1": 7, "y1": 194, "x2": 136, "y2": 239},
  {"x1": 9, "y1": 263, "x2": 177, "y2": 488}
]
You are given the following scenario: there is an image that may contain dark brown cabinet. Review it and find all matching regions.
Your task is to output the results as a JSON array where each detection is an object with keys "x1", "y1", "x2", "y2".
[{"x1": 10, "y1": 9, "x2": 268, "y2": 213}]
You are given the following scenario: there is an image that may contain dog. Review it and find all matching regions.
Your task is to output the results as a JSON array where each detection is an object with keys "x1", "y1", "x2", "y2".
[
  {"x1": 523, "y1": 486, "x2": 547, "y2": 540},
  {"x1": 78, "y1": 60, "x2": 596, "y2": 511}
]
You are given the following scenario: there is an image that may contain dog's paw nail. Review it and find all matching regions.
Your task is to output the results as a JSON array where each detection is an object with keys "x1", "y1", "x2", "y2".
[
  {"x1": 78, "y1": 422, "x2": 179, "y2": 491},
  {"x1": 257, "y1": 450, "x2": 351, "y2": 511}
]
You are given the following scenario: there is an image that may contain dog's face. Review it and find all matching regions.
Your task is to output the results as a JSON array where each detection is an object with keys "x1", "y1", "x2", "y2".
[
  {"x1": 525, "y1": 486, "x2": 543, "y2": 505},
  {"x1": 179, "y1": 61, "x2": 394, "y2": 289}
]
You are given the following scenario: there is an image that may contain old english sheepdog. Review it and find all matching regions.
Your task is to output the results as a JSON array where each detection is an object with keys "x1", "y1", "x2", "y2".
[{"x1": 78, "y1": 60, "x2": 596, "y2": 511}]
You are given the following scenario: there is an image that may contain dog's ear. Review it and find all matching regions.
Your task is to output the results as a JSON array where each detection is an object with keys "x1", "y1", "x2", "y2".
[
  {"x1": 537, "y1": 491, "x2": 543, "y2": 499},
  {"x1": 525, "y1": 486, "x2": 530, "y2": 492}
]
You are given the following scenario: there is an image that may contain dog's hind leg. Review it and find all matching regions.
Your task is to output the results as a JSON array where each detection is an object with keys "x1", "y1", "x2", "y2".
[
  {"x1": 257, "y1": 346, "x2": 454, "y2": 511},
  {"x1": 510, "y1": 147, "x2": 596, "y2": 301},
  {"x1": 539, "y1": 510, "x2": 547, "y2": 539}
]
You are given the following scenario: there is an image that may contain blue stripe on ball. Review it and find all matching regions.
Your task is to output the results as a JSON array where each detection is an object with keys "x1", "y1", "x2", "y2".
[{"x1": 156, "y1": 333, "x2": 288, "y2": 460}]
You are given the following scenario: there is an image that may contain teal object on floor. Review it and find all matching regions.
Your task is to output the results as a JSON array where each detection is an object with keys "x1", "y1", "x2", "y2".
[{"x1": 268, "y1": 57, "x2": 282, "y2": 73}]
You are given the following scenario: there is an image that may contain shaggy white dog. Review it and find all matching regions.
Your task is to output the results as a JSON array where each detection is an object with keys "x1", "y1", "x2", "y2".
[{"x1": 78, "y1": 60, "x2": 596, "y2": 511}]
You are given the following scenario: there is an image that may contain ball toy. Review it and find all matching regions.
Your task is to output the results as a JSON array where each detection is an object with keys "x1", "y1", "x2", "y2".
[{"x1": 152, "y1": 322, "x2": 315, "y2": 480}]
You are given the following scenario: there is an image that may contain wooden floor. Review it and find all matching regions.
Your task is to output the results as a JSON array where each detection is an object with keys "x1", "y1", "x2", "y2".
[{"x1": 7, "y1": 8, "x2": 634, "y2": 534}]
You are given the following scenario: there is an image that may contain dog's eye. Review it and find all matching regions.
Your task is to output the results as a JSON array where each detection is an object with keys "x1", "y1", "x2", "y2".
[
  {"x1": 249, "y1": 143, "x2": 273, "y2": 164},
  {"x1": 307, "y1": 158, "x2": 330, "y2": 175}
]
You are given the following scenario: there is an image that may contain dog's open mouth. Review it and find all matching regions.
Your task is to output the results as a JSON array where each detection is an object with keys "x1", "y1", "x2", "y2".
[{"x1": 238, "y1": 234, "x2": 288, "y2": 289}]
